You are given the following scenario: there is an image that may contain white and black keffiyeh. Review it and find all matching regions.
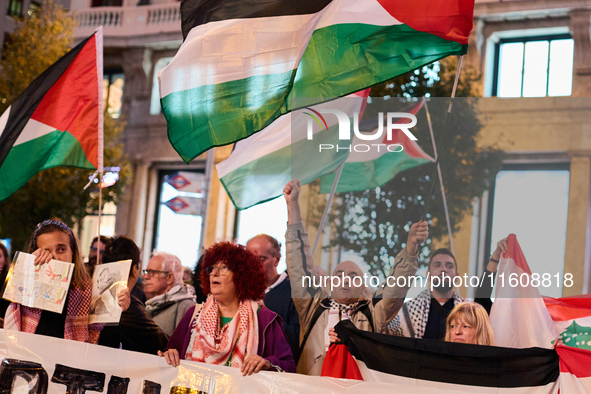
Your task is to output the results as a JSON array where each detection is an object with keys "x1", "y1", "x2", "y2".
[{"x1": 388, "y1": 289, "x2": 464, "y2": 338}]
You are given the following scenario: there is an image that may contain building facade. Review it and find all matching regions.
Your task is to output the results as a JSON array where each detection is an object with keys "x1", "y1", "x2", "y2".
[{"x1": 69, "y1": 0, "x2": 591, "y2": 296}]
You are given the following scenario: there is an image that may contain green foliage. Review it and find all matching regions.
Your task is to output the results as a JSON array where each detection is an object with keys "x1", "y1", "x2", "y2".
[
  {"x1": 0, "y1": 1, "x2": 75, "y2": 114},
  {"x1": 314, "y1": 57, "x2": 503, "y2": 277},
  {"x1": 0, "y1": 2, "x2": 130, "y2": 249}
]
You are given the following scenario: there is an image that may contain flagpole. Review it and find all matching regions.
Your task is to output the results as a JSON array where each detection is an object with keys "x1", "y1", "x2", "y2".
[
  {"x1": 198, "y1": 148, "x2": 215, "y2": 255},
  {"x1": 96, "y1": 27, "x2": 104, "y2": 272},
  {"x1": 421, "y1": 55, "x2": 464, "y2": 223},
  {"x1": 312, "y1": 161, "x2": 345, "y2": 254},
  {"x1": 96, "y1": 171, "x2": 103, "y2": 269},
  {"x1": 423, "y1": 98, "x2": 454, "y2": 255}
]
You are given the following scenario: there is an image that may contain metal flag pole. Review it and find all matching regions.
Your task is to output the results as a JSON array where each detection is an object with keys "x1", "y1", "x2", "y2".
[
  {"x1": 95, "y1": 26, "x2": 104, "y2": 272},
  {"x1": 423, "y1": 97, "x2": 455, "y2": 255},
  {"x1": 96, "y1": 172, "x2": 103, "y2": 267},
  {"x1": 421, "y1": 55, "x2": 464, "y2": 223},
  {"x1": 198, "y1": 148, "x2": 216, "y2": 255},
  {"x1": 312, "y1": 161, "x2": 345, "y2": 254}
]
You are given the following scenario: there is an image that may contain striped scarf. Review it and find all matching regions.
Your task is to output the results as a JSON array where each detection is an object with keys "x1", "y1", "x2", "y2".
[
  {"x1": 4, "y1": 279, "x2": 102, "y2": 343},
  {"x1": 186, "y1": 296, "x2": 258, "y2": 368}
]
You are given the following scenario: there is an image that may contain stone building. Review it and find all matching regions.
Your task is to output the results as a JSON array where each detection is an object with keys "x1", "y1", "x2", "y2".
[{"x1": 68, "y1": 0, "x2": 591, "y2": 296}]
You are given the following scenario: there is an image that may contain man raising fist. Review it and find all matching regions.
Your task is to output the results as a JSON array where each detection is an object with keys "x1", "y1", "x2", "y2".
[{"x1": 283, "y1": 179, "x2": 428, "y2": 376}]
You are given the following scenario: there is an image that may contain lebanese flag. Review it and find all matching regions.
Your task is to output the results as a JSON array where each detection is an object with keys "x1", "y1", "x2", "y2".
[
  {"x1": 0, "y1": 28, "x2": 103, "y2": 201},
  {"x1": 544, "y1": 295, "x2": 591, "y2": 351},
  {"x1": 159, "y1": 0, "x2": 474, "y2": 163},
  {"x1": 489, "y1": 234, "x2": 559, "y2": 349},
  {"x1": 556, "y1": 345, "x2": 591, "y2": 392},
  {"x1": 322, "y1": 320, "x2": 560, "y2": 393},
  {"x1": 319, "y1": 100, "x2": 434, "y2": 193},
  {"x1": 216, "y1": 90, "x2": 369, "y2": 210}
]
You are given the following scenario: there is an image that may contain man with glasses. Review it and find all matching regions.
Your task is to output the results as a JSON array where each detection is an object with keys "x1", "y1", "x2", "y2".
[
  {"x1": 246, "y1": 234, "x2": 300, "y2": 362},
  {"x1": 144, "y1": 252, "x2": 196, "y2": 336},
  {"x1": 87, "y1": 235, "x2": 112, "y2": 276}
]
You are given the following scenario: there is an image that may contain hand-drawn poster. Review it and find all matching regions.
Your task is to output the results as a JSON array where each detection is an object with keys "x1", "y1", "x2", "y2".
[
  {"x1": 89, "y1": 259, "x2": 131, "y2": 325},
  {"x1": 1, "y1": 252, "x2": 73, "y2": 313}
]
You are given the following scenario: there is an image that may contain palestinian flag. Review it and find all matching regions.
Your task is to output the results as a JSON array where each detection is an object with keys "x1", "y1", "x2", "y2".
[
  {"x1": 545, "y1": 295, "x2": 591, "y2": 351},
  {"x1": 319, "y1": 100, "x2": 433, "y2": 194},
  {"x1": 324, "y1": 320, "x2": 560, "y2": 392},
  {"x1": 0, "y1": 28, "x2": 103, "y2": 201},
  {"x1": 216, "y1": 90, "x2": 369, "y2": 210},
  {"x1": 159, "y1": 0, "x2": 474, "y2": 163},
  {"x1": 489, "y1": 235, "x2": 559, "y2": 349}
]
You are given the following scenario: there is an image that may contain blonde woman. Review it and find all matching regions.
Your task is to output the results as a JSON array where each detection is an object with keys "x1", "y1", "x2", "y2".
[{"x1": 445, "y1": 302, "x2": 495, "y2": 346}]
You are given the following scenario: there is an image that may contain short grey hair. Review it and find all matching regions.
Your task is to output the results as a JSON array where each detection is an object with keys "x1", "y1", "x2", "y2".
[{"x1": 152, "y1": 251, "x2": 183, "y2": 286}]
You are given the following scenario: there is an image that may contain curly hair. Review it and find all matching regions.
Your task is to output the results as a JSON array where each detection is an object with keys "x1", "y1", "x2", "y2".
[{"x1": 200, "y1": 241, "x2": 267, "y2": 301}]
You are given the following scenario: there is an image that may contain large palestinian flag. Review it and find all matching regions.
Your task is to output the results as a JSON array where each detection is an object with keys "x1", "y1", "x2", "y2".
[
  {"x1": 319, "y1": 100, "x2": 434, "y2": 194},
  {"x1": 216, "y1": 90, "x2": 369, "y2": 210},
  {"x1": 159, "y1": 0, "x2": 474, "y2": 163},
  {"x1": 0, "y1": 28, "x2": 103, "y2": 201},
  {"x1": 325, "y1": 320, "x2": 560, "y2": 392}
]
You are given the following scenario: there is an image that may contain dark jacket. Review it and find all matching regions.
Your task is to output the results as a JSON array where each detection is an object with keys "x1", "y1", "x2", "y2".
[
  {"x1": 264, "y1": 277, "x2": 300, "y2": 362},
  {"x1": 99, "y1": 295, "x2": 169, "y2": 354},
  {"x1": 165, "y1": 304, "x2": 296, "y2": 373}
]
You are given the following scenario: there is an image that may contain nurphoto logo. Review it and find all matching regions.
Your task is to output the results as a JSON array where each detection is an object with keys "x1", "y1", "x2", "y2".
[{"x1": 304, "y1": 108, "x2": 418, "y2": 153}]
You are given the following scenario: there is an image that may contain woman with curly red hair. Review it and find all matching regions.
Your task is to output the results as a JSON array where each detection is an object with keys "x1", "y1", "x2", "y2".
[{"x1": 159, "y1": 241, "x2": 295, "y2": 375}]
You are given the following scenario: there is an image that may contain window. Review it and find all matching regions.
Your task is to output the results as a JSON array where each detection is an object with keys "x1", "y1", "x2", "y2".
[
  {"x1": 7, "y1": 0, "x2": 22, "y2": 17},
  {"x1": 103, "y1": 69, "x2": 125, "y2": 119},
  {"x1": 486, "y1": 164, "x2": 570, "y2": 297},
  {"x1": 91, "y1": 0, "x2": 122, "y2": 6},
  {"x1": 153, "y1": 170, "x2": 205, "y2": 267},
  {"x1": 492, "y1": 35, "x2": 574, "y2": 98},
  {"x1": 150, "y1": 57, "x2": 173, "y2": 115},
  {"x1": 27, "y1": 2, "x2": 40, "y2": 17}
]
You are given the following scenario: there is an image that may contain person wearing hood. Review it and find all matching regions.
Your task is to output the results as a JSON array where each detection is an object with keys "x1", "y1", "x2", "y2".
[{"x1": 144, "y1": 251, "x2": 196, "y2": 336}]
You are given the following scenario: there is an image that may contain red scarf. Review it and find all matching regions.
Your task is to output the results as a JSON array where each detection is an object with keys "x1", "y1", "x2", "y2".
[
  {"x1": 4, "y1": 279, "x2": 102, "y2": 343},
  {"x1": 186, "y1": 296, "x2": 258, "y2": 368}
]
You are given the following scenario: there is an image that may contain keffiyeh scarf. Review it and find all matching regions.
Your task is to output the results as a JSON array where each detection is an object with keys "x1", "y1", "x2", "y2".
[
  {"x1": 325, "y1": 299, "x2": 359, "y2": 349},
  {"x1": 4, "y1": 279, "x2": 102, "y2": 343},
  {"x1": 388, "y1": 288, "x2": 464, "y2": 338},
  {"x1": 186, "y1": 296, "x2": 258, "y2": 368}
]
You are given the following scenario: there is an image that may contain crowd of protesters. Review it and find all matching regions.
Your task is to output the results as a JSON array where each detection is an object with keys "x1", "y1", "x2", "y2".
[{"x1": 0, "y1": 179, "x2": 505, "y2": 376}]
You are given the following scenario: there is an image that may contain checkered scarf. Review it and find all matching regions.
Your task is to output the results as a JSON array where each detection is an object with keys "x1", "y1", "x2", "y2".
[
  {"x1": 388, "y1": 288, "x2": 464, "y2": 338},
  {"x1": 328, "y1": 299, "x2": 358, "y2": 319},
  {"x1": 4, "y1": 279, "x2": 102, "y2": 343},
  {"x1": 186, "y1": 296, "x2": 258, "y2": 368}
]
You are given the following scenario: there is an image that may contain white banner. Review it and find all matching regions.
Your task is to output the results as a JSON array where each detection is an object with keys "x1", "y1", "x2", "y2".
[{"x1": 0, "y1": 329, "x2": 469, "y2": 394}]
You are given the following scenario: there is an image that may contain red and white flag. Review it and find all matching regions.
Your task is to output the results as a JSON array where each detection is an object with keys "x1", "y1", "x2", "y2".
[
  {"x1": 557, "y1": 345, "x2": 591, "y2": 393},
  {"x1": 544, "y1": 295, "x2": 591, "y2": 351},
  {"x1": 489, "y1": 234, "x2": 558, "y2": 348}
]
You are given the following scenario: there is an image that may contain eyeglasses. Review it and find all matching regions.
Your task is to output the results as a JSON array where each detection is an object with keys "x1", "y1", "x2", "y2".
[
  {"x1": 90, "y1": 246, "x2": 105, "y2": 253},
  {"x1": 142, "y1": 269, "x2": 169, "y2": 278},
  {"x1": 205, "y1": 264, "x2": 229, "y2": 276}
]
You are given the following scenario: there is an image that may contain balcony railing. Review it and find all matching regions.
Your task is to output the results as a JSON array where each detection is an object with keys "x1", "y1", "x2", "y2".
[{"x1": 73, "y1": 4, "x2": 181, "y2": 37}]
